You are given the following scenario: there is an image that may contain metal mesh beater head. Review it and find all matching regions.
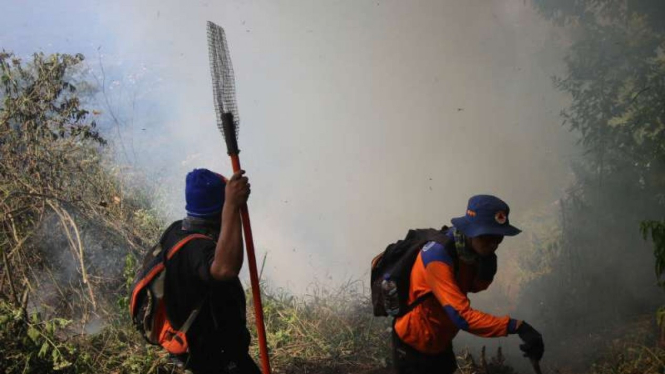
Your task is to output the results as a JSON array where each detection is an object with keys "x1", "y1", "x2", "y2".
[{"x1": 207, "y1": 21, "x2": 240, "y2": 150}]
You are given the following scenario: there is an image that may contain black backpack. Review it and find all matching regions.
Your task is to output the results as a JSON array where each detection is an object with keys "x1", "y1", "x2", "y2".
[
  {"x1": 129, "y1": 221, "x2": 210, "y2": 355},
  {"x1": 370, "y1": 226, "x2": 455, "y2": 317}
]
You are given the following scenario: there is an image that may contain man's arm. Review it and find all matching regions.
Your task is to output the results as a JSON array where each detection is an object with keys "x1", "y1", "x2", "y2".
[
  {"x1": 210, "y1": 170, "x2": 250, "y2": 280},
  {"x1": 420, "y1": 241, "x2": 518, "y2": 337}
]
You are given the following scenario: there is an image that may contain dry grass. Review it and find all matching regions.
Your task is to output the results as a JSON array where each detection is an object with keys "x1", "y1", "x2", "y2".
[{"x1": 246, "y1": 280, "x2": 392, "y2": 373}]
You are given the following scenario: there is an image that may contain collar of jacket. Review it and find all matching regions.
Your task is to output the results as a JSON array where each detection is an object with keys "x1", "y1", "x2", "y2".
[
  {"x1": 452, "y1": 227, "x2": 479, "y2": 264},
  {"x1": 182, "y1": 216, "x2": 220, "y2": 240}
]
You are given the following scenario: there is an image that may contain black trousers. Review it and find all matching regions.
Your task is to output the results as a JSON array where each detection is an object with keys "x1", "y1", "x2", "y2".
[
  {"x1": 392, "y1": 330, "x2": 457, "y2": 374},
  {"x1": 176, "y1": 351, "x2": 261, "y2": 374}
]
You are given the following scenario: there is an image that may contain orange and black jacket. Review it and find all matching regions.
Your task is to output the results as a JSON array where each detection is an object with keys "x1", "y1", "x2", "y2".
[{"x1": 394, "y1": 233, "x2": 518, "y2": 354}]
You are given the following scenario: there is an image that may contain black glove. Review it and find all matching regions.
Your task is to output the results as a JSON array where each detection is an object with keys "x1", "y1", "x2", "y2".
[{"x1": 517, "y1": 321, "x2": 544, "y2": 360}]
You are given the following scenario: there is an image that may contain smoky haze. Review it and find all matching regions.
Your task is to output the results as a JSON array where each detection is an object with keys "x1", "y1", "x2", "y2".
[
  {"x1": 76, "y1": 0, "x2": 575, "y2": 292},
  {"x1": 9, "y1": 0, "x2": 647, "y2": 369},
  {"x1": 2, "y1": 0, "x2": 575, "y2": 303}
]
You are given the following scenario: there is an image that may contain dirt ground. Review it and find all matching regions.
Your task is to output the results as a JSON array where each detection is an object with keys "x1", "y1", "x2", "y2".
[{"x1": 274, "y1": 363, "x2": 392, "y2": 374}]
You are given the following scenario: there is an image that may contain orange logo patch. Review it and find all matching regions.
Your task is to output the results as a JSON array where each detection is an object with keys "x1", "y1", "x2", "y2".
[
  {"x1": 495, "y1": 211, "x2": 507, "y2": 224},
  {"x1": 467, "y1": 210, "x2": 477, "y2": 217}
]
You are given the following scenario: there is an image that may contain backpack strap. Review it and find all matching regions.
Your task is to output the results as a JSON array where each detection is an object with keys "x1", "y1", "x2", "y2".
[
  {"x1": 400, "y1": 231, "x2": 460, "y2": 317},
  {"x1": 179, "y1": 297, "x2": 206, "y2": 335},
  {"x1": 165, "y1": 233, "x2": 211, "y2": 260},
  {"x1": 130, "y1": 233, "x2": 211, "y2": 317},
  {"x1": 163, "y1": 233, "x2": 212, "y2": 332},
  {"x1": 403, "y1": 292, "x2": 433, "y2": 315}
]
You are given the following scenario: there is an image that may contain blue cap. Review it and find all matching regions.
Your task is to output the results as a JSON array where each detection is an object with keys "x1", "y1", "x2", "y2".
[
  {"x1": 185, "y1": 169, "x2": 225, "y2": 218},
  {"x1": 451, "y1": 195, "x2": 521, "y2": 237}
]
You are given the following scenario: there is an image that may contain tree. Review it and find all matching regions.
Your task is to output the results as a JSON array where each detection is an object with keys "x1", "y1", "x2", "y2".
[
  {"x1": 0, "y1": 51, "x2": 159, "y2": 319},
  {"x1": 0, "y1": 51, "x2": 164, "y2": 372},
  {"x1": 516, "y1": 0, "x2": 665, "y2": 339},
  {"x1": 641, "y1": 219, "x2": 665, "y2": 346}
]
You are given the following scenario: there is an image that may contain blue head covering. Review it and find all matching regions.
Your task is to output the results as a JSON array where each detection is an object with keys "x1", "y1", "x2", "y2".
[
  {"x1": 185, "y1": 168, "x2": 225, "y2": 218},
  {"x1": 451, "y1": 195, "x2": 521, "y2": 237}
]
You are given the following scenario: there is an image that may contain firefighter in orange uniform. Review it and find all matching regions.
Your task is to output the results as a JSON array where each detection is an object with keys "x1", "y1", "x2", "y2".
[{"x1": 392, "y1": 195, "x2": 544, "y2": 374}]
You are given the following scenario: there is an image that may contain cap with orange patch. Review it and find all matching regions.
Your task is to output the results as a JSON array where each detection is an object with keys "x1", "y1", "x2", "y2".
[{"x1": 451, "y1": 195, "x2": 521, "y2": 237}]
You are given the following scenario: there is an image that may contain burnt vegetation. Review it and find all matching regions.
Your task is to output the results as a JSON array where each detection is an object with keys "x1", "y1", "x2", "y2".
[{"x1": 1, "y1": 0, "x2": 665, "y2": 372}]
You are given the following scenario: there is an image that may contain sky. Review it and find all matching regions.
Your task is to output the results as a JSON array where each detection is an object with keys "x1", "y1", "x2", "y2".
[{"x1": 1, "y1": 0, "x2": 577, "y2": 293}]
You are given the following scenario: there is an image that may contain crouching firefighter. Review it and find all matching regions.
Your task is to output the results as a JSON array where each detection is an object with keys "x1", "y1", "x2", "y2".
[
  {"x1": 371, "y1": 195, "x2": 544, "y2": 374},
  {"x1": 131, "y1": 168, "x2": 261, "y2": 374}
]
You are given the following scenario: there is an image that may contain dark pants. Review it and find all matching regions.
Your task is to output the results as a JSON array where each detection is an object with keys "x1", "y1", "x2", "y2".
[
  {"x1": 392, "y1": 330, "x2": 457, "y2": 374},
  {"x1": 176, "y1": 351, "x2": 261, "y2": 374}
]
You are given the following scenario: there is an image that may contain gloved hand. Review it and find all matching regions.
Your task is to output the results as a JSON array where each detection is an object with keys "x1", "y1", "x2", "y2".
[{"x1": 516, "y1": 321, "x2": 544, "y2": 360}]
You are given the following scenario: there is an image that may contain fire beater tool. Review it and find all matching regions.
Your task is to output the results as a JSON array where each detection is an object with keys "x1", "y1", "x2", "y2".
[{"x1": 207, "y1": 21, "x2": 271, "y2": 374}]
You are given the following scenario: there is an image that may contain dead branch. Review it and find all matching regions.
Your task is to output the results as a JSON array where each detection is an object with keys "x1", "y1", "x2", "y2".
[
  {"x1": 1, "y1": 244, "x2": 19, "y2": 306},
  {"x1": 20, "y1": 286, "x2": 29, "y2": 319},
  {"x1": 47, "y1": 200, "x2": 97, "y2": 310},
  {"x1": 481, "y1": 346, "x2": 489, "y2": 374},
  {"x1": 7, "y1": 231, "x2": 34, "y2": 259}
]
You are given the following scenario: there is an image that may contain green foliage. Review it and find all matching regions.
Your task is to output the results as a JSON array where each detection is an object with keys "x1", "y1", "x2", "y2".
[
  {"x1": 640, "y1": 219, "x2": 665, "y2": 339},
  {"x1": 514, "y1": 204, "x2": 563, "y2": 284},
  {"x1": 132, "y1": 208, "x2": 163, "y2": 240},
  {"x1": 0, "y1": 301, "x2": 76, "y2": 373},
  {"x1": 0, "y1": 51, "x2": 105, "y2": 145},
  {"x1": 553, "y1": 17, "x2": 665, "y2": 186},
  {"x1": 535, "y1": 0, "x2": 665, "y2": 33},
  {"x1": 117, "y1": 253, "x2": 138, "y2": 312},
  {"x1": 533, "y1": 0, "x2": 665, "y2": 208},
  {"x1": 0, "y1": 49, "x2": 165, "y2": 315},
  {"x1": 517, "y1": 0, "x2": 665, "y2": 335},
  {"x1": 0, "y1": 50, "x2": 168, "y2": 372},
  {"x1": 640, "y1": 220, "x2": 665, "y2": 286},
  {"x1": 0, "y1": 299, "x2": 175, "y2": 374}
]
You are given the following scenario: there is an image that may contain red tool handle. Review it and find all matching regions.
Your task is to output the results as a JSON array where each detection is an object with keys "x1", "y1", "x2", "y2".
[{"x1": 230, "y1": 153, "x2": 271, "y2": 374}]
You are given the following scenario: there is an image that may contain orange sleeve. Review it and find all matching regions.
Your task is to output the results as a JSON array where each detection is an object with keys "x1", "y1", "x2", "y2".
[{"x1": 420, "y1": 241, "x2": 515, "y2": 337}]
